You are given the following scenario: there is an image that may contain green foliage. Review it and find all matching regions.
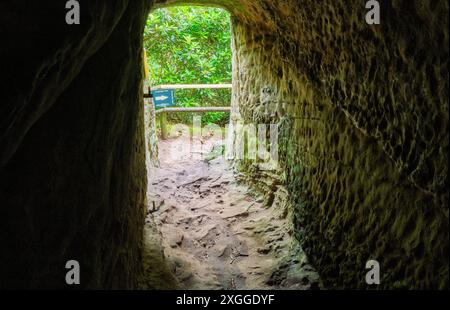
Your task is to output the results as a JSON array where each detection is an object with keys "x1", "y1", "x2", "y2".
[{"x1": 144, "y1": 6, "x2": 232, "y2": 125}]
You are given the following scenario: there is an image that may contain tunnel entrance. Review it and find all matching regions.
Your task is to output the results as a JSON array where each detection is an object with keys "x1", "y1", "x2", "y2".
[{"x1": 141, "y1": 6, "x2": 321, "y2": 290}]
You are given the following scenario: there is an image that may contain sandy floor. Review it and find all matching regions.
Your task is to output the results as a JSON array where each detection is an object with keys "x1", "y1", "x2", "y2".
[{"x1": 145, "y1": 134, "x2": 321, "y2": 290}]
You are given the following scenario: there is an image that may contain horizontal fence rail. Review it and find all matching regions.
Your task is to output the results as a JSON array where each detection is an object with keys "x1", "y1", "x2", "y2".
[
  {"x1": 151, "y1": 84, "x2": 232, "y2": 90},
  {"x1": 155, "y1": 107, "x2": 231, "y2": 114}
]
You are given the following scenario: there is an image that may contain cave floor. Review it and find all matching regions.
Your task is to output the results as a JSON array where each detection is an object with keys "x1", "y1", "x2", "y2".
[{"x1": 145, "y1": 135, "x2": 321, "y2": 290}]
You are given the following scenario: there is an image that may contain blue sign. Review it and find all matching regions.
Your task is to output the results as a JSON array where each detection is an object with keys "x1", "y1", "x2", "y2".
[{"x1": 152, "y1": 89, "x2": 174, "y2": 108}]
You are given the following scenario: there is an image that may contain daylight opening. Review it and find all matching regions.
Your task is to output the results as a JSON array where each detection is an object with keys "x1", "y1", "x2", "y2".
[
  {"x1": 144, "y1": 5, "x2": 232, "y2": 167},
  {"x1": 141, "y1": 6, "x2": 314, "y2": 290}
]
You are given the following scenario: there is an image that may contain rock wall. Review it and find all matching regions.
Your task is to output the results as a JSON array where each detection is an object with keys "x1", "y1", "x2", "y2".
[
  {"x1": 0, "y1": 0, "x2": 152, "y2": 288},
  {"x1": 227, "y1": 0, "x2": 449, "y2": 289}
]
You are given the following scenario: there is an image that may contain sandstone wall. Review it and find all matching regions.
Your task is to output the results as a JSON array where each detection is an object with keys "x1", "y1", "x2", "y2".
[
  {"x1": 0, "y1": 0, "x2": 152, "y2": 288},
  {"x1": 227, "y1": 0, "x2": 449, "y2": 289}
]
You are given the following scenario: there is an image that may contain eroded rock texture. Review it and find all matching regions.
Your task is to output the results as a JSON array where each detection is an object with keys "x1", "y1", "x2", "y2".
[
  {"x1": 227, "y1": 0, "x2": 449, "y2": 289},
  {"x1": 0, "y1": 0, "x2": 448, "y2": 289},
  {"x1": 0, "y1": 1, "x2": 152, "y2": 288}
]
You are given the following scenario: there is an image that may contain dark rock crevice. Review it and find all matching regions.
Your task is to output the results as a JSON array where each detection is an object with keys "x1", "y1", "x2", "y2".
[{"x1": 0, "y1": 0, "x2": 152, "y2": 289}]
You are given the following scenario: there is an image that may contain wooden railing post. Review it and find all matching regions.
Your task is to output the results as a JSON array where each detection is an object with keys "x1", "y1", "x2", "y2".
[{"x1": 160, "y1": 112, "x2": 168, "y2": 140}]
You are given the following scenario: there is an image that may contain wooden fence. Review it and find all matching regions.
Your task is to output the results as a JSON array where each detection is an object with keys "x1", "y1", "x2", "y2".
[{"x1": 145, "y1": 84, "x2": 232, "y2": 140}]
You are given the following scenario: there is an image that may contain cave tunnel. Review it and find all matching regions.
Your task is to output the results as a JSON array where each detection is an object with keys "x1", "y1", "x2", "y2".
[{"x1": 0, "y1": 0, "x2": 448, "y2": 290}]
